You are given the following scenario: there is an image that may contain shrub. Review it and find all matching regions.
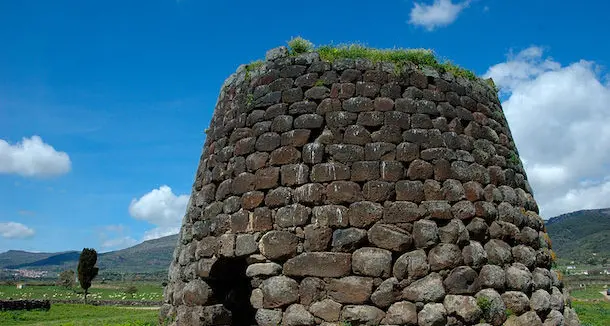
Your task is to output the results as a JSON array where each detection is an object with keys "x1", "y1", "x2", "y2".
[
  {"x1": 124, "y1": 285, "x2": 138, "y2": 297},
  {"x1": 288, "y1": 36, "x2": 314, "y2": 54}
]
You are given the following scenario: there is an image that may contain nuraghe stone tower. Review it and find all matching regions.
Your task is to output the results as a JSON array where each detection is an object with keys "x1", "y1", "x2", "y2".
[{"x1": 161, "y1": 45, "x2": 581, "y2": 326}]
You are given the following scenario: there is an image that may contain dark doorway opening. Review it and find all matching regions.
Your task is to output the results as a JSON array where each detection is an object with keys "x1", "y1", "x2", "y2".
[{"x1": 207, "y1": 257, "x2": 255, "y2": 326}]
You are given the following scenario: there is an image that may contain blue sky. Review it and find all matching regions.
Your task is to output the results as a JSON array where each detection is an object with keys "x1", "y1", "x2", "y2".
[{"x1": 1, "y1": 0, "x2": 609, "y2": 253}]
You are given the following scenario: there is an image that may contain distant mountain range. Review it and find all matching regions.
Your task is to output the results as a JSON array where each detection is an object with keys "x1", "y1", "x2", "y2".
[
  {"x1": 0, "y1": 234, "x2": 179, "y2": 278},
  {"x1": 1, "y1": 208, "x2": 608, "y2": 278}
]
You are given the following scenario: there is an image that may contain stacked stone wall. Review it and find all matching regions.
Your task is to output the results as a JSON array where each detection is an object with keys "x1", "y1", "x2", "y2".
[
  {"x1": 161, "y1": 46, "x2": 581, "y2": 326},
  {"x1": 0, "y1": 300, "x2": 51, "y2": 311}
]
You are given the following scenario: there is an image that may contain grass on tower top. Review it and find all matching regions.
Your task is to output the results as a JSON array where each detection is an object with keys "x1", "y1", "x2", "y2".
[{"x1": 286, "y1": 36, "x2": 477, "y2": 81}]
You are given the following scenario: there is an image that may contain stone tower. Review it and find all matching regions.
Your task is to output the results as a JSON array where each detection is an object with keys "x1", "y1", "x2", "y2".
[{"x1": 161, "y1": 45, "x2": 581, "y2": 326}]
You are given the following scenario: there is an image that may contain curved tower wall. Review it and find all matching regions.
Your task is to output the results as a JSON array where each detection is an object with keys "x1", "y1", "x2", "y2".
[{"x1": 161, "y1": 46, "x2": 581, "y2": 326}]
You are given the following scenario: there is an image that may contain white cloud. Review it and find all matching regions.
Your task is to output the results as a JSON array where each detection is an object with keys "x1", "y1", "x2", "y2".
[
  {"x1": 129, "y1": 186, "x2": 188, "y2": 240},
  {"x1": 101, "y1": 236, "x2": 138, "y2": 250},
  {"x1": 0, "y1": 136, "x2": 71, "y2": 177},
  {"x1": 0, "y1": 222, "x2": 35, "y2": 239},
  {"x1": 142, "y1": 226, "x2": 181, "y2": 241},
  {"x1": 485, "y1": 47, "x2": 610, "y2": 218},
  {"x1": 409, "y1": 0, "x2": 470, "y2": 31}
]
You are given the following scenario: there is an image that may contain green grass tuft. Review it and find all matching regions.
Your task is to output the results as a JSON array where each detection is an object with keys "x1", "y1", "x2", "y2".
[
  {"x1": 477, "y1": 296, "x2": 492, "y2": 312},
  {"x1": 287, "y1": 36, "x2": 314, "y2": 55},
  {"x1": 310, "y1": 40, "x2": 477, "y2": 80},
  {"x1": 508, "y1": 151, "x2": 521, "y2": 166}
]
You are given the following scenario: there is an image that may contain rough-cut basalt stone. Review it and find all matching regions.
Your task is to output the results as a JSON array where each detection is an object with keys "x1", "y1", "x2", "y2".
[
  {"x1": 284, "y1": 253, "x2": 351, "y2": 277},
  {"x1": 328, "y1": 276, "x2": 374, "y2": 304},
  {"x1": 418, "y1": 303, "x2": 447, "y2": 326},
  {"x1": 161, "y1": 47, "x2": 578, "y2": 326},
  {"x1": 261, "y1": 276, "x2": 299, "y2": 308}
]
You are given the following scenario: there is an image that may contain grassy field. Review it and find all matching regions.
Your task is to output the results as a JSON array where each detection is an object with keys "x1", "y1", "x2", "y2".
[
  {"x1": 0, "y1": 283, "x2": 163, "y2": 302},
  {"x1": 570, "y1": 285, "x2": 610, "y2": 326},
  {"x1": 570, "y1": 286, "x2": 608, "y2": 300},
  {"x1": 0, "y1": 303, "x2": 158, "y2": 326},
  {"x1": 573, "y1": 301, "x2": 610, "y2": 326}
]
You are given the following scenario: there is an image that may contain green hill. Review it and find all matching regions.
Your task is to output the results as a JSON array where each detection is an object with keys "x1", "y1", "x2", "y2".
[
  {"x1": 545, "y1": 208, "x2": 610, "y2": 265},
  {"x1": 0, "y1": 234, "x2": 178, "y2": 278},
  {"x1": 0, "y1": 250, "x2": 59, "y2": 268}
]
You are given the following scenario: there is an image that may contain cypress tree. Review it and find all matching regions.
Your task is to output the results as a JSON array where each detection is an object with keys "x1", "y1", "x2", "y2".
[{"x1": 77, "y1": 248, "x2": 99, "y2": 304}]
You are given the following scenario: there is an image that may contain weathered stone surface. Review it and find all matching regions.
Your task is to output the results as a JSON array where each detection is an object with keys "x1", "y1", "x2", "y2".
[
  {"x1": 256, "y1": 309, "x2": 283, "y2": 326},
  {"x1": 421, "y1": 200, "x2": 453, "y2": 219},
  {"x1": 418, "y1": 303, "x2": 447, "y2": 326},
  {"x1": 284, "y1": 253, "x2": 352, "y2": 277},
  {"x1": 462, "y1": 240, "x2": 488, "y2": 269},
  {"x1": 506, "y1": 263, "x2": 533, "y2": 293},
  {"x1": 501, "y1": 291, "x2": 530, "y2": 316},
  {"x1": 485, "y1": 239, "x2": 513, "y2": 265},
  {"x1": 563, "y1": 307, "x2": 580, "y2": 326},
  {"x1": 235, "y1": 233, "x2": 258, "y2": 256},
  {"x1": 438, "y1": 219, "x2": 469, "y2": 245},
  {"x1": 504, "y1": 311, "x2": 543, "y2": 326},
  {"x1": 310, "y1": 299, "x2": 342, "y2": 322},
  {"x1": 443, "y1": 295, "x2": 483, "y2": 324},
  {"x1": 276, "y1": 203, "x2": 311, "y2": 227},
  {"x1": 396, "y1": 180, "x2": 425, "y2": 202},
  {"x1": 413, "y1": 219, "x2": 439, "y2": 249},
  {"x1": 312, "y1": 205, "x2": 349, "y2": 228},
  {"x1": 300, "y1": 277, "x2": 325, "y2": 306},
  {"x1": 261, "y1": 275, "x2": 299, "y2": 308},
  {"x1": 543, "y1": 310, "x2": 564, "y2": 326},
  {"x1": 181, "y1": 279, "x2": 212, "y2": 306},
  {"x1": 311, "y1": 162, "x2": 350, "y2": 182},
  {"x1": 362, "y1": 180, "x2": 395, "y2": 202},
  {"x1": 245, "y1": 262, "x2": 282, "y2": 277},
  {"x1": 512, "y1": 245, "x2": 537, "y2": 270},
  {"x1": 341, "y1": 305, "x2": 385, "y2": 325},
  {"x1": 444, "y1": 266, "x2": 480, "y2": 294},
  {"x1": 549, "y1": 287, "x2": 565, "y2": 312},
  {"x1": 428, "y1": 243, "x2": 463, "y2": 271},
  {"x1": 367, "y1": 223, "x2": 412, "y2": 252},
  {"x1": 304, "y1": 224, "x2": 332, "y2": 252},
  {"x1": 530, "y1": 289, "x2": 551, "y2": 314},
  {"x1": 475, "y1": 288, "x2": 507, "y2": 326},
  {"x1": 259, "y1": 231, "x2": 298, "y2": 260},
  {"x1": 393, "y1": 249, "x2": 430, "y2": 281},
  {"x1": 328, "y1": 276, "x2": 374, "y2": 304},
  {"x1": 348, "y1": 201, "x2": 383, "y2": 228},
  {"x1": 371, "y1": 277, "x2": 399, "y2": 308},
  {"x1": 480, "y1": 264, "x2": 506, "y2": 290},
  {"x1": 352, "y1": 247, "x2": 392, "y2": 277},
  {"x1": 331, "y1": 228, "x2": 367, "y2": 252},
  {"x1": 282, "y1": 304, "x2": 316, "y2": 326},
  {"x1": 402, "y1": 273, "x2": 446, "y2": 302},
  {"x1": 384, "y1": 201, "x2": 424, "y2": 223},
  {"x1": 381, "y1": 301, "x2": 418, "y2": 325}
]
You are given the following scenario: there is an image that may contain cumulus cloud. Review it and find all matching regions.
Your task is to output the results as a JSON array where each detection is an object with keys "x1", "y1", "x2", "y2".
[
  {"x1": 0, "y1": 136, "x2": 71, "y2": 177},
  {"x1": 142, "y1": 226, "x2": 181, "y2": 241},
  {"x1": 0, "y1": 222, "x2": 35, "y2": 239},
  {"x1": 129, "y1": 186, "x2": 188, "y2": 240},
  {"x1": 409, "y1": 0, "x2": 470, "y2": 31},
  {"x1": 485, "y1": 47, "x2": 610, "y2": 218}
]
